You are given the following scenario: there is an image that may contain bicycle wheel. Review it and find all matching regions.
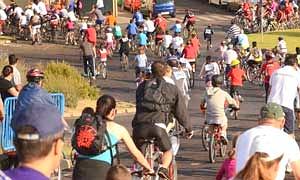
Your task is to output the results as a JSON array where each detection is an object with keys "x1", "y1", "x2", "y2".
[
  {"x1": 201, "y1": 125, "x2": 209, "y2": 151},
  {"x1": 208, "y1": 135, "x2": 216, "y2": 163},
  {"x1": 169, "y1": 158, "x2": 177, "y2": 180},
  {"x1": 101, "y1": 64, "x2": 107, "y2": 79},
  {"x1": 189, "y1": 71, "x2": 195, "y2": 88},
  {"x1": 246, "y1": 66, "x2": 254, "y2": 82},
  {"x1": 219, "y1": 142, "x2": 227, "y2": 158}
]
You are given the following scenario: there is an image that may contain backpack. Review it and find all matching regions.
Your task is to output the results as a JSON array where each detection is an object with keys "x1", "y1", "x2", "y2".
[
  {"x1": 140, "y1": 78, "x2": 170, "y2": 112},
  {"x1": 71, "y1": 113, "x2": 112, "y2": 157}
]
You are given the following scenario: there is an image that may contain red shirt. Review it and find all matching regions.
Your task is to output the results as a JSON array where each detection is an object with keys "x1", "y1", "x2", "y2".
[
  {"x1": 66, "y1": 21, "x2": 74, "y2": 30},
  {"x1": 261, "y1": 60, "x2": 280, "y2": 83},
  {"x1": 227, "y1": 67, "x2": 245, "y2": 86},
  {"x1": 154, "y1": 17, "x2": 167, "y2": 32},
  {"x1": 86, "y1": 27, "x2": 97, "y2": 45},
  {"x1": 191, "y1": 37, "x2": 200, "y2": 54},
  {"x1": 182, "y1": 45, "x2": 196, "y2": 59}
]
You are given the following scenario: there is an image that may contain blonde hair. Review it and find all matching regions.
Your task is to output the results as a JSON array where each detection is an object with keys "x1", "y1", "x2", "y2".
[{"x1": 235, "y1": 152, "x2": 283, "y2": 180}]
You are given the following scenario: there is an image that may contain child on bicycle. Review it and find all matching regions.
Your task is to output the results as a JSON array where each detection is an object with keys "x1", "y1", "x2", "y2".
[
  {"x1": 65, "y1": 17, "x2": 76, "y2": 45},
  {"x1": 227, "y1": 59, "x2": 247, "y2": 108},
  {"x1": 113, "y1": 22, "x2": 122, "y2": 43},
  {"x1": 96, "y1": 43, "x2": 108, "y2": 76},
  {"x1": 199, "y1": 56, "x2": 220, "y2": 87},
  {"x1": 200, "y1": 75, "x2": 237, "y2": 143},
  {"x1": 119, "y1": 34, "x2": 130, "y2": 61},
  {"x1": 105, "y1": 27, "x2": 115, "y2": 58},
  {"x1": 216, "y1": 134, "x2": 238, "y2": 180}
]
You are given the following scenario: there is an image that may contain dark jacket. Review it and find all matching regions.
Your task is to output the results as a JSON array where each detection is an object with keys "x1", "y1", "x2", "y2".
[{"x1": 132, "y1": 78, "x2": 192, "y2": 132}]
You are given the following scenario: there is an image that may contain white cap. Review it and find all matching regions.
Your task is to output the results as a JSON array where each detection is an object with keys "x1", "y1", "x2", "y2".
[{"x1": 249, "y1": 135, "x2": 284, "y2": 161}]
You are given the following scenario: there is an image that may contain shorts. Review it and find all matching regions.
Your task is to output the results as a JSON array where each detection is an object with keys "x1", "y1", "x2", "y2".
[
  {"x1": 230, "y1": 85, "x2": 241, "y2": 97},
  {"x1": 32, "y1": 25, "x2": 41, "y2": 35},
  {"x1": 73, "y1": 158, "x2": 110, "y2": 180},
  {"x1": 135, "y1": 66, "x2": 146, "y2": 77},
  {"x1": 133, "y1": 124, "x2": 172, "y2": 152},
  {"x1": 186, "y1": 58, "x2": 196, "y2": 63},
  {"x1": 282, "y1": 106, "x2": 295, "y2": 134},
  {"x1": 128, "y1": 34, "x2": 136, "y2": 40},
  {"x1": 106, "y1": 41, "x2": 113, "y2": 49},
  {"x1": 95, "y1": 19, "x2": 103, "y2": 25}
]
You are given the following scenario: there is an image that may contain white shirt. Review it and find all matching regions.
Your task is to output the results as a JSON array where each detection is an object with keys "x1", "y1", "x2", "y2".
[
  {"x1": 60, "y1": 8, "x2": 68, "y2": 18},
  {"x1": 204, "y1": 62, "x2": 220, "y2": 76},
  {"x1": 12, "y1": 66, "x2": 21, "y2": 86},
  {"x1": 135, "y1": 54, "x2": 147, "y2": 68},
  {"x1": 144, "y1": 20, "x2": 155, "y2": 33},
  {"x1": 96, "y1": 0, "x2": 104, "y2": 8},
  {"x1": 106, "y1": 33, "x2": 114, "y2": 43},
  {"x1": 37, "y1": 1, "x2": 47, "y2": 16},
  {"x1": 224, "y1": 49, "x2": 238, "y2": 65},
  {"x1": 80, "y1": 22, "x2": 87, "y2": 30},
  {"x1": 0, "y1": 9, "x2": 7, "y2": 21},
  {"x1": 19, "y1": 15, "x2": 27, "y2": 25},
  {"x1": 24, "y1": 9, "x2": 34, "y2": 21},
  {"x1": 32, "y1": 3, "x2": 40, "y2": 14},
  {"x1": 13, "y1": 7, "x2": 23, "y2": 19},
  {"x1": 172, "y1": 36, "x2": 183, "y2": 50},
  {"x1": 278, "y1": 40, "x2": 287, "y2": 53},
  {"x1": 268, "y1": 66, "x2": 300, "y2": 110},
  {"x1": 163, "y1": 35, "x2": 173, "y2": 48},
  {"x1": 236, "y1": 125, "x2": 300, "y2": 180}
]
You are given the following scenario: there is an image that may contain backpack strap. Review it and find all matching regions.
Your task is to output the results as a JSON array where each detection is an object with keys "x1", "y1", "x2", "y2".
[{"x1": 105, "y1": 131, "x2": 120, "y2": 166}]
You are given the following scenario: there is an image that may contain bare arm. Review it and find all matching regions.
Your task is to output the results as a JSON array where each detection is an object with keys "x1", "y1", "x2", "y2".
[
  {"x1": 120, "y1": 126, "x2": 153, "y2": 172},
  {"x1": 291, "y1": 160, "x2": 300, "y2": 180},
  {"x1": 7, "y1": 87, "x2": 19, "y2": 97},
  {"x1": 0, "y1": 98, "x2": 3, "y2": 121}
]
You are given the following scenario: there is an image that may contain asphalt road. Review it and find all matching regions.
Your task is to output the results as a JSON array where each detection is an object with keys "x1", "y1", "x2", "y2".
[{"x1": 0, "y1": 0, "x2": 298, "y2": 179}]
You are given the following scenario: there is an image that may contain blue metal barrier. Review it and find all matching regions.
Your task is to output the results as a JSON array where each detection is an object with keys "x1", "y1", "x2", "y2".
[{"x1": 1, "y1": 93, "x2": 65, "y2": 152}]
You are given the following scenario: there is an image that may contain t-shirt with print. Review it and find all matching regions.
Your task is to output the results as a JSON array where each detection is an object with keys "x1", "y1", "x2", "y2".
[
  {"x1": 236, "y1": 125, "x2": 300, "y2": 180},
  {"x1": 5, "y1": 167, "x2": 48, "y2": 180},
  {"x1": 227, "y1": 68, "x2": 245, "y2": 86},
  {"x1": 135, "y1": 54, "x2": 147, "y2": 68}
]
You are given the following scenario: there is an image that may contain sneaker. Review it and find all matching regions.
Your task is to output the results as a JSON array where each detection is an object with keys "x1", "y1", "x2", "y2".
[
  {"x1": 157, "y1": 167, "x2": 170, "y2": 180},
  {"x1": 92, "y1": 76, "x2": 96, "y2": 80},
  {"x1": 238, "y1": 95, "x2": 244, "y2": 102}
]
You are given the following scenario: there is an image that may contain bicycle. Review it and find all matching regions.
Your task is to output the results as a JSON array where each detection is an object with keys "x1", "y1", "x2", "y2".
[
  {"x1": 246, "y1": 61, "x2": 263, "y2": 86},
  {"x1": 120, "y1": 53, "x2": 129, "y2": 72},
  {"x1": 96, "y1": 61, "x2": 108, "y2": 79},
  {"x1": 132, "y1": 128, "x2": 184, "y2": 180},
  {"x1": 203, "y1": 124, "x2": 227, "y2": 163}
]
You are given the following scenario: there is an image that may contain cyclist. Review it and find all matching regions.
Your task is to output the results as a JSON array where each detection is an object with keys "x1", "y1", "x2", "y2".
[
  {"x1": 72, "y1": 95, "x2": 154, "y2": 180},
  {"x1": 170, "y1": 20, "x2": 182, "y2": 34},
  {"x1": 204, "y1": 24, "x2": 214, "y2": 50},
  {"x1": 132, "y1": 8, "x2": 144, "y2": 27},
  {"x1": 277, "y1": 36, "x2": 287, "y2": 63},
  {"x1": 65, "y1": 17, "x2": 76, "y2": 45},
  {"x1": 247, "y1": 41, "x2": 262, "y2": 66},
  {"x1": 155, "y1": 27, "x2": 164, "y2": 46},
  {"x1": 172, "y1": 32, "x2": 184, "y2": 55},
  {"x1": 119, "y1": 34, "x2": 130, "y2": 62},
  {"x1": 126, "y1": 19, "x2": 138, "y2": 45},
  {"x1": 132, "y1": 61, "x2": 193, "y2": 179},
  {"x1": 260, "y1": 51, "x2": 280, "y2": 103},
  {"x1": 182, "y1": 39, "x2": 197, "y2": 73},
  {"x1": 200, "y1": 75, "x2": 237, "y2": 143},
  {"x1": 237, "y1": 30, "x2": 249, "y2": 51},
  {"x1": 134, "y1": 48, "x2": 148, "y2": 79},
  {"x1": 183, "y1": 9, "x2": 196, "y2": 32},
  {"x1": 105, "y1": 27, "x2": 114, "y2": 57},
  {"x1": 224, "y1": 44, "x2": 238, "y2": 76},
  {"x1": 105, "y1": 11, "x2": 116, "y2": 27},
  {"x1": 199, "y1": 56, "x2": 220, "y2": 87},
  {"x1": 29, "y1": 10, "x2": 42, "y2": 45},
  {"x1": 89, "y1": 4, "x2": 105, "y2": 26},
  {"x1": 226, "y1": 21, "x2": 241, "y2": 45},
  {"x1": 154, "y1": 14, "x2": 167, "y2": 33},
  {"x1": 113, "y1": 22, "x2": 122, "y2": 45},
  {"x1": 96, "y1": 43, "x2": 108, "y2": 75},
  {"x1": 18, "y1": 12, "x2": 27, "y2": 34},
  {"x1": 80, "y1": 37, "x2": 96, "y2": 79},
  {"x1": 85, "y1": 23, "x2": 97, "y2": 47},
  {"x1": 227, "y1": 59, "x2": 247, "y2": 108},
  {"x1": 191, "y1": 32, "x2": 201, "y2": 57},
  {"x1": 162, "y1": 30, "x2": 173, "y2": 54},
  {"x1": 137, "y1": 29, "x2": 148, "y2": 48},
  {"x1": 167, "y1": 59, "x2": 190, "y2": 107},
  {"x1": 143, "y1": 17, "x2": 155, "y2": 38}
]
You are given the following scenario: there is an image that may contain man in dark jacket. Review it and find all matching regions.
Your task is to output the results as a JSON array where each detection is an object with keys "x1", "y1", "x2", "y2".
[{"x1": 132, "y1": 61, "x2": 193, "y2": 179}]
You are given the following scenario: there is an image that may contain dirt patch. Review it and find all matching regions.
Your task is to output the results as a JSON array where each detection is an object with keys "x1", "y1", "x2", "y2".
[{"x1": 64, "y1": 99, "x2": 136, "y2": 118}]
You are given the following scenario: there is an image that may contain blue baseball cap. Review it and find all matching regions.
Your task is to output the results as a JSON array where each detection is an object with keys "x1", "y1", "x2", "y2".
[{"x1": 12, "y1": 103, "x2": 64, "y2": 140}]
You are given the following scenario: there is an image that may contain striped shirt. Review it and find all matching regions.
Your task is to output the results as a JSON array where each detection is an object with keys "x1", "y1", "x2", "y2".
[{"x1": 227, "y1": 24, "x2": 241, "y2": 38}]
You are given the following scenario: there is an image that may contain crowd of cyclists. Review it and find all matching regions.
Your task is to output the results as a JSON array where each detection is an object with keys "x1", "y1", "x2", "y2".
[
  {"x1": 235, "y1": 0, "x2": 300, "y2": 32},
  {"x1": 1, "y1": 0, "x2": 300, "y2": 180}
]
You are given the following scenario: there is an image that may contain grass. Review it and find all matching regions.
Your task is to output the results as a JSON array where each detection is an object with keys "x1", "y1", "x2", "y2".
[{"x1": 248, "y1": 30, "x2": 300, "y2": 53}]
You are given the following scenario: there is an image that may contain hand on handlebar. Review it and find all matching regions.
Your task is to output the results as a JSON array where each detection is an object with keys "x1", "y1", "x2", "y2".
[{"x1": 185, "y1": 130, "x2": 194, "y2": 139}]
